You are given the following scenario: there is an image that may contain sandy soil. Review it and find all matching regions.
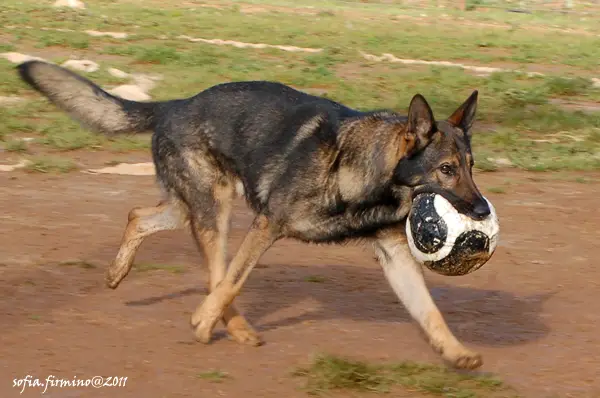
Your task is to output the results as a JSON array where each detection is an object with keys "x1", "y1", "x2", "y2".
[{"x1": 0, "y1": 168, "x2": 599, "y2": 397}]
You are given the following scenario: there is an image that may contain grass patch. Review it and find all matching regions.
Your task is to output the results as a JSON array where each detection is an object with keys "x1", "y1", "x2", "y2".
[
  {"x1": 544, "y1": 77, "x2": 593, "y2": 97},
  {"x1": 58, "y1": 260, "x2": 97, "y2": 269},
  {"x1": 197, "y1": 370, "x2": 230, "y2": 383},
  {"x1": 487, "y1": 186, "x2": 506, "y2": 194},
  {"x1": 1, "y1": 0, "x2": 600, "y2": 171},
  {"x1": 104, "y1": 44, "x2": 181, "y2": 64},
  {"x1": 107, "y1": 135, "x2": 152, "y2": 152},
  {"x1": 35, "y1": 31, "x2": 90, "y2": 49},
  {"x1": 40, "y1": 129, "x2": 103, "y2": 151},
  {"x1": 294, "y1": 354, "x2": 516, "y2": 397},
  {"x1": 4, "y1": 0, "x2": 600, "y2": 69},
  {"x1": 305, "y1": 275, "x2": 328, "y2": 283},
  {"x1": 24, "y1": 156, "x2": 78, "y2": 173},
  {"x1": 133, "y1": 45, "x2": 180, "y2": 64},
  {"x1": 294, "y1": 354, "x2": 389, "y2": 394},
  {"x1": 471, "y1": 128, "x2": 600, "y2": 171},
  {"x1": 3, "y1": 139, "x2": 28, "y2": 153},
  {"x1": 0, "y1": 60, "x2": 30, "y2": 95},
  {"x1": 473, "y1": 157, "x2": 499, "y2": 172},
  {"x1": 501, "y1": 87, "x2": 548, "y2": 109},
  {"x1": 0, "y1": 43, "x2": 16, "y2": 52},
  {"x1": 103, "y1": 160, "x2": 122, "y2": 166},
  {"x1": 134, "y1": 263, "x2": 186, "y2": 274}
]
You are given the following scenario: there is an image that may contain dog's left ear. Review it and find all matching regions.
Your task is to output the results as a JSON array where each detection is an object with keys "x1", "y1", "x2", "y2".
[
  {"x1": 404, "y1": 93, "x2": 436, "y2": 157},
  {"x1": 447, "y1": 90, "x2": 478, "y2": 135}
]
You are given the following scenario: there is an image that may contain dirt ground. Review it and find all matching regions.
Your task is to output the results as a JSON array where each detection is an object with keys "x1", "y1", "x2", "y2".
[{"x1": 1, "y1": 168, "x2": 599, "y2": 398}]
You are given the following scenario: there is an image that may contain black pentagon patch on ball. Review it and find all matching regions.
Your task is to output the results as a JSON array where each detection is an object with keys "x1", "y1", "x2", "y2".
[
  {"x1": 425, "y1": 230, "x2": 490, "y2": 276},
  {"x1": 409, "y1": 193, "x2": 448, "y2": 254}
]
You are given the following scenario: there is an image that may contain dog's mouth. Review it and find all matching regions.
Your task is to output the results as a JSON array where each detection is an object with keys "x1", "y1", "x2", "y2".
[{"x1": 411, "y1": 186, "x2": 487, "y2": 220}]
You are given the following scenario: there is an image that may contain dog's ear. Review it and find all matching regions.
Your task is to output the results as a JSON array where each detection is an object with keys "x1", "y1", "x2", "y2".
[
  {"x1": 404, "y1": 94, "x2": 435, "y2": 157},
  {"x1": 447, "y1": 90, "x2": 478, "y2": 135}
]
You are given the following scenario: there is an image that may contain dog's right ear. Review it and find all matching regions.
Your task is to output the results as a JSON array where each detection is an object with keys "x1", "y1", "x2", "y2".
[{"x1": 403, "y1": 94, "x2": 435, "y2": 157}]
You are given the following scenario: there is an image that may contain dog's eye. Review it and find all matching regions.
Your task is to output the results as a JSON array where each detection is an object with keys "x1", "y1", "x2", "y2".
[{"x1": 440, "y1": 164, "x2": 454, "y2": 175}]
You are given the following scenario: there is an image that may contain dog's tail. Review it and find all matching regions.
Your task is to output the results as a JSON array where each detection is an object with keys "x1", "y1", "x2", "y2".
[{"x1": 18, "y1": 61, "x2": 161, "y2": 135}]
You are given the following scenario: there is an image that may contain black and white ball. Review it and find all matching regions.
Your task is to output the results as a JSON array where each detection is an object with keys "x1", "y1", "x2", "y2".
[{"x1": 406, "y1": 193, "x2": 499, "y2": 276}]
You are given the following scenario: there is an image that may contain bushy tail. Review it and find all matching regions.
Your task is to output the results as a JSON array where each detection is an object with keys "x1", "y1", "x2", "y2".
[{"x1": 18, "y1": 61, "x2": 160, "y2": 135}]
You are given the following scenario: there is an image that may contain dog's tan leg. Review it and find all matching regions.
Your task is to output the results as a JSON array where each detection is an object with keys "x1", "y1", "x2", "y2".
[
  {"x1": 191, "y1": 215, "x2": 276, "y2": 344},
  {"x1": 374, "y1": 227, "x2": 483, "y2": 370},
  {"x1": 190, "y1": 183, "x2": 262, "y2": 346},
  {"x1": 106, "y1": 201, "x2": 187, "y2": 289}
]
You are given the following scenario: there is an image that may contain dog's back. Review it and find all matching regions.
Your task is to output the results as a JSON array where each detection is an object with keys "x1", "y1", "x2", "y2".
[
  {"x1": 164, "y1": 80, "x2": 362, "y2": 154},
  {"x1": 155, "y1": 81, "x2": 367, "y2": 209},
  {"x1": 16, "y1": 61, "x2": 351, "y2": 208}
]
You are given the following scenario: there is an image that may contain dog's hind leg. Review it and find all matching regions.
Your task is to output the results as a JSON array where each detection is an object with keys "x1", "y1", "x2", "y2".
[
  {"x1": 374, "y1": 226, "x2": 483, "y2": 370},
  {"x1": 191, "y1": 215, "x2": 277, "y2": 344},
  {"x1": 106, "y1": 199, "x2": 188, "y2": 289},
  {"x1": 190, "y1": 181, "x2": 263, "y2": 346}
]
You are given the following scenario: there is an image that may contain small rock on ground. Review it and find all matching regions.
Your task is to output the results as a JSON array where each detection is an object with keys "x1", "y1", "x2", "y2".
[
  {"x1": 0, "y1": 96, "x2": 26, "y2": 107},
  {"x1": 86, "y1": 162, "x2": 155, "y2": 176},
  {"x1": 53, "y1": 0, "x2": 85, "y2": 9},
  {"x1": 0, "y1": 160, "x2": 30, "y2": 172},
  {"x1": 1, "y1": 52, "x2": 46, "y2": 64},
  {"x1": 108, "y1": 85, "x2": 152, "y2": 101},
  {"x1": 108, "y1": 68, "x2": 129, "y2": 79},
  {"x1": 85, "y1": 30, "x2": 128, "y2": 39},
  {"x1": 62, "y1": 59, "x2": 99, "y2": 73},
  {"x1": 487, "y1": 157, "x2": 514, "y2": 167}
]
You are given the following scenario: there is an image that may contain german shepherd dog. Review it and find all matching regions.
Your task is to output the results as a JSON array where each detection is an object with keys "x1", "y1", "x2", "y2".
[{"x1": 18, "y1": 60, "x2": 491, "y2": 370}]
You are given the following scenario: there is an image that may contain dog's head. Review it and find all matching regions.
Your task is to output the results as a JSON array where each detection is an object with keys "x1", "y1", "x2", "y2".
[{"x1": 393, "y1": 90, "x2": 490, "y2": 220}]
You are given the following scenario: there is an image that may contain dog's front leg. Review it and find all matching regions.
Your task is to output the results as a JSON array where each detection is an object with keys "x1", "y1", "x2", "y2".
[{"x1": 374, "y1": 227, "x2": 483, "y2": 370}]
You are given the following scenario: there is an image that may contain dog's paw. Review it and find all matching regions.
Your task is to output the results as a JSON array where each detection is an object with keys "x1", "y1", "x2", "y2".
[
  {"x1": 105, "y1": 266, "x2": 125, "y2": 289},
  {"x1": 191, "y1": 317, "x2": 214, "y2": 344},
  {"x1": 190, "y1": 294, "x2": 225, "y2": 344},
  {"x1": 226, "y1": 317, "x2": 263, "y2": 346},
  {"x1": 442, "y1": 346, "x2": 483, "y2": 370}
]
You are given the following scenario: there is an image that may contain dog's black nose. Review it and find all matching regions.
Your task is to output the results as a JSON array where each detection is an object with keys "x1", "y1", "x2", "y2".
[{"x1": 472, "y1": 201, "x2": 491, "y2": 219}]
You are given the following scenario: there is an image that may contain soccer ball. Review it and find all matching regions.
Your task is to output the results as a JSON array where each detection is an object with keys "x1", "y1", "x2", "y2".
[{"x1": 406, "y1": 193, "x2": 499, "y2": 276}]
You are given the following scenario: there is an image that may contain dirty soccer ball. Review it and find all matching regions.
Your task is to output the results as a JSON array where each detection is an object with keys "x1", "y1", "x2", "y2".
[{"x1": 406, "y1": 193, "x2": 499, "y2": 276}]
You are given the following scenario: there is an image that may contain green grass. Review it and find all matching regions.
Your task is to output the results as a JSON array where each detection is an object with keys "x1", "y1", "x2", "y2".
[
  {"x1": 472, "y1": 128, "x2": 600, "y2": 171},
  {"x1": 24, "y1": 156, "x2": 78, "y2": 173},
  {"x1": 3, "y1": 139, "x2": 28, "y2": 153},
  {"x1": 473, "y1": 157, "x2": 499, "y2": 172},
  {"x1": 544, "y1": 77, "x2": 593, "y2": 97},
  {"x1": 1, "y1": 0, "x2": 600, "y2": 171},
  {"x1": 39, "y1": 127, "x2": 104, "y2": 151},
  {"x1": 0, "y1": 59, "x2": 30, "y2": 95},
  {"x1": 3, "y1": 0, "x2": 600, "y2": 69},
  {"x1": 35, "y1": 31, "x2": 90, "y2": 49},
  {"x1": 294, "y1": 354, "x2": 518, "y2": 397},
  {"x1": 197, "y1": 370, "x2": 230, "y2": 383},
  {"x1": 58, "y1": 260, "x2": 97, "y2": 269},
  {"x1": 133, "y1": 263, "x2": 186, "y2": 274},
  {"x1": 487, "y1": 186, "x2": 506, "y2": 194},
  {"x1": 305, "y1": 275, "x2": 328, "y2": 283}
]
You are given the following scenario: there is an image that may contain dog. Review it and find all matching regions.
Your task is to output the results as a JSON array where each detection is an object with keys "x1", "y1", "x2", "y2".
[{"x1": 18, "y1": 60, "x2": 491, "y2": 370}]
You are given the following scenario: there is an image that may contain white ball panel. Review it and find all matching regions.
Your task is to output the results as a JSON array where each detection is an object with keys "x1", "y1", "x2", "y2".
[{"x1": 406, "y1": 194, "x2": 500, "y2": 264}]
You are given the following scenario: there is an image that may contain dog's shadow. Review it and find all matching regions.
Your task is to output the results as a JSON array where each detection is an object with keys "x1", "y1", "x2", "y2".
[{"x1": 125, "y1": 262, "x2": 552, "y2": 347}]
